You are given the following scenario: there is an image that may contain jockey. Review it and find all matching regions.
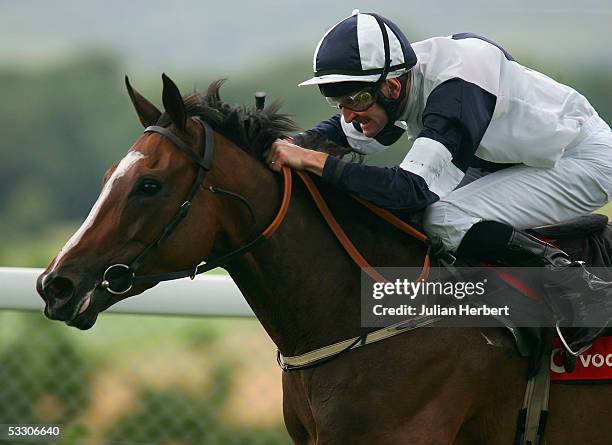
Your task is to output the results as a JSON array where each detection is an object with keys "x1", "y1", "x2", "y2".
[{"x1": 265, "y1": 10, "x2": 612, "y2": 352}]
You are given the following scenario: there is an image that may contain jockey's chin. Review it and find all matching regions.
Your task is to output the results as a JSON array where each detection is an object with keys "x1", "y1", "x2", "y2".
[
  {"x1": 358, "y1": 118, "x2": 385, "y2": 138},
  {"x1": 341, "y1": 103, "x2": 389, "y2": 138}
]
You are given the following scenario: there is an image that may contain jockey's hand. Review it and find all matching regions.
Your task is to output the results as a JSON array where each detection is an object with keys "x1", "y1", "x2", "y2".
[{"x1": 265, "y1": 139, "x2": 328, "y2": 176}]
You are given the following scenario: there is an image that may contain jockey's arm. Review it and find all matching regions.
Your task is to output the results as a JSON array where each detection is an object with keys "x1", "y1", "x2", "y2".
[
  {"x1": 267, "y1": 78, "x2": 495, "y2": 212},
  {"x1": 266, "y1": 138, "x2": 440, "y2": 213},
  {"x1": 398, "y1": 78, "x2": 496, "y2": 197},
  {"x1": 266, "y1": 117, "x2": 439, "y2": 212},
  {"x1": 265, "y1": 114, "x2": 346, "y2": 175},
  {"x1": 322, "y1": 156, "x2": 440, "y2": 212}
]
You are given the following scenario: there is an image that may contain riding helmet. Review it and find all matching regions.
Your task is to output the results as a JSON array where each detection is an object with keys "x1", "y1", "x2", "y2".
[{"x1": 299, "y1": 10, "x2": 417, "y2": 122}]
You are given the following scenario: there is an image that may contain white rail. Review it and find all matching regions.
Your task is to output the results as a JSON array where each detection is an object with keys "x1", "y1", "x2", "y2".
[{"x1": 0, "y1": 267, "x2": 254, "y2": 317}]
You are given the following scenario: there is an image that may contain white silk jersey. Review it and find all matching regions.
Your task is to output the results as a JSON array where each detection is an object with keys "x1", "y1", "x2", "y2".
[{"x1": 339, "y1": 34, "x2": 603, "y2": 198}]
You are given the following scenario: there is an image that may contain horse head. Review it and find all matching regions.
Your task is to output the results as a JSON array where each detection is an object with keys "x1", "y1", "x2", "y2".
[{"x1": 37, "y1": 74, "x2": 295, "y2": 329}]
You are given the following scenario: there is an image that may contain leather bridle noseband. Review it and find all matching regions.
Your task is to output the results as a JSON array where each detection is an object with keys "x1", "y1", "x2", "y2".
[{"x1": 99, "y1": 117, "x2": 291, "y2": 295}]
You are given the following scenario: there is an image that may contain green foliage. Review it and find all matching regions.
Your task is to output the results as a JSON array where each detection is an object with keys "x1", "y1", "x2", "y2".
[
  {"x1": 0, "y1": 55, "x2": 139, "y2": 223},
  {"x1": 183, "y1": 323, "x2": 222, "y2": 350},
  {"x1": 0, "y1": 53, "x2": 610, "y2": 267},
  {"x1": 56, "y1": 423, "x2": 90, "y2": 445}
]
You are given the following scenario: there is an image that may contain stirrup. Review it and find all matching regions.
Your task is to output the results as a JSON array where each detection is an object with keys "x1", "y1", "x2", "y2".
[{"x1": 555, "y1": 320, "x2": 592, "y2": 357}]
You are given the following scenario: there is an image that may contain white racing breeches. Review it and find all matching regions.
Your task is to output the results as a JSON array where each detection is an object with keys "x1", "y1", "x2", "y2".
[{"x1": 423, "y1": 115, "x2": 612, "y2": 252}]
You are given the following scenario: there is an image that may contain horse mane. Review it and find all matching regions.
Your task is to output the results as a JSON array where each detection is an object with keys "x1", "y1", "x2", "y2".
[{"x1": 156, "y1": 79, "x2": 357, "y2": 160}]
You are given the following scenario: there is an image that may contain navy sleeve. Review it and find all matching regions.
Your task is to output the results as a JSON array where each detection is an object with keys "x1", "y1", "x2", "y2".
[
  {"x1": 303, "y1": 114, "x2": 349, "y2": 147},
  {"x1": 418, "y1": 78, "x2": 496, "y2": 172},
  {"x1": 322, "y1": 156, "x2": 439, "y2": 212}
]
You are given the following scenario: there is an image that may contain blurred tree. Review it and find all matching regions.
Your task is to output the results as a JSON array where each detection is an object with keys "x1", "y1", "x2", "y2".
[{"x1": 0, "y1": 54, "x2": 139, "y2": 223}]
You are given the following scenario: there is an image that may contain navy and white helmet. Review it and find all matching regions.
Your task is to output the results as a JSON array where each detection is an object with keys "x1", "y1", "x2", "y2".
[{"x1": 299, "y1": 10, "x2": 417, "y2": 87}]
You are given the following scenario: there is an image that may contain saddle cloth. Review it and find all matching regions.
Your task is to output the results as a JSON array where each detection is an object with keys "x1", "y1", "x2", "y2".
[{"x1": 550, "y1": 335, "x2": 612, "y2": 381}]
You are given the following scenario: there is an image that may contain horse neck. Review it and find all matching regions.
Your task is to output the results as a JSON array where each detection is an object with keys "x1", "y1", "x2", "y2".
[{"x1": 213, "y1": 142, "x2": 428, "y2": 356}]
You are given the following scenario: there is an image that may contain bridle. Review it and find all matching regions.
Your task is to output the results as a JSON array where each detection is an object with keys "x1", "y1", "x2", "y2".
[
  {"x1": 99, "y1": 117, "x2": 291, "y2": 295},
  {"x1": 98, "y1": 116, "x2": 429, "y2": 296}
]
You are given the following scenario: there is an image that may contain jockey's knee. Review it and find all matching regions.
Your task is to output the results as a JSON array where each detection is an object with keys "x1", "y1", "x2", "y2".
[{"x1": 422, "y1": 201, "x2": 481, "y2": 253}]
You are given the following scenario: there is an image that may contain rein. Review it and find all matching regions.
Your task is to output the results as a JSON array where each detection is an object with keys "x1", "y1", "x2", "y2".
[{"x1": 296, "y1": 170, "x2": 430, "y2": 283}]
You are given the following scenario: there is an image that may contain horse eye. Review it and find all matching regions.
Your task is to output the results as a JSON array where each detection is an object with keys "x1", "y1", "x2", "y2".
[{"x1": 134, "y1": 179, "x2": 162, "y2": 196}]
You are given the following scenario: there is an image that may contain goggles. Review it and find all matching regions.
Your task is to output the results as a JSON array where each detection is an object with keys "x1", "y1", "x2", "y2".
[{"x1": 325, "y1": 87, "x2": 378, "y2": 112}]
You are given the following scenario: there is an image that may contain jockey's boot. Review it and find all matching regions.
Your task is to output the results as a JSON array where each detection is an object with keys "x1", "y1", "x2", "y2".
[
  {"x1": 506, "y1": 229, "x2": 612, "y2": 353},
  {"x1": 458, "y1": 221, "x2": 612, "y2": 354},
  {"x1": 505, "y1": 229, "x2": 571, "y2": 267}
]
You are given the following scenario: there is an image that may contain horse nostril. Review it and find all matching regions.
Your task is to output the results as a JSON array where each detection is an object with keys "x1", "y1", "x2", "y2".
[{"x1": 45, "y1": 276, "x2": 75, "y2": 302}]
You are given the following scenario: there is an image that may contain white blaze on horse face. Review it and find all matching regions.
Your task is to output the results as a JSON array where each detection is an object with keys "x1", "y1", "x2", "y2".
[{"x1": 49, "y1": 151, "x2": 146, "y2": 274}]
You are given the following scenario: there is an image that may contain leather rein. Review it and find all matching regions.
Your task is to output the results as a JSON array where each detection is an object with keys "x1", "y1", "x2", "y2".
[{"x1": 98, "y1": 116, "x2": 431, "y2": 315}]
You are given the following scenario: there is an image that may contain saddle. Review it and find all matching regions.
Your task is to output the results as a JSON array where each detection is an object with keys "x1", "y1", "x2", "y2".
[{"x1": 529, "y1": 213, "x2": 609, "y2": 240}]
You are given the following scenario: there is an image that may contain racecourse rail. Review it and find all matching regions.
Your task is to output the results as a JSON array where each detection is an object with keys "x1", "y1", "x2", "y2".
[{"x1": 0, "y1": 267, "x2": 254, "y2": 317}]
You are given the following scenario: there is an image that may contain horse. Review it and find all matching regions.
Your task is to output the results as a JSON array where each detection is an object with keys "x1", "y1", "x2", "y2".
[{"x1": 37, "y1": 74, "x2": 612, "y2": 444}]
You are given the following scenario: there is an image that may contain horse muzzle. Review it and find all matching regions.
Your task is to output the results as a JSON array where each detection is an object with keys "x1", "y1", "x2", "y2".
[{"x1": 36, "y1": 271, "x2": 101, "y2": 329}]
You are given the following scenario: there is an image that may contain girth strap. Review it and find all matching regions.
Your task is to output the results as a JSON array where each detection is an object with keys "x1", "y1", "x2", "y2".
[
  {"x1": 515, "y1": 353, "x2": 551, "y2": 445},
  {"x1": 277, "y1": 315, "x2": 441, "y2": 371}
]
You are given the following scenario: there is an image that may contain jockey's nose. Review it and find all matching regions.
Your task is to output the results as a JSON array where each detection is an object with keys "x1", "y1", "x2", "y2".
[
  {"x1": 341, "y1": 107, "x2": 359, "y2": 123},
  {"x1": 37, "y1": 271, "x2": 76, "y2": 320}
]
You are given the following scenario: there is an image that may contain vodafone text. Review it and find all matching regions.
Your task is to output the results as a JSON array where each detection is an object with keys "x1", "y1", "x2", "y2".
[{"x1": 551, "y1": 348, "x2": 612, "y2": 374}]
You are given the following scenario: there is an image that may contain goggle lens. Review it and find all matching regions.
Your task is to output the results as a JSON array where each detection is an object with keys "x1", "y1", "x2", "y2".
[{"x1": 325, "y1": 89, "x2": 376, "y2": 112}]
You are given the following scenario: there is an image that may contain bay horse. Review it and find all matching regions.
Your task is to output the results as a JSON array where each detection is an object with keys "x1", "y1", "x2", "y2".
[{"x1": 37, "y1": 74, "x2": 612, "y2": 444}]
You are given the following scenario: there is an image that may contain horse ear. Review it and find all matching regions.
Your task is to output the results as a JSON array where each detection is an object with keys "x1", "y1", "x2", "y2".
[
  {"x1": 161, "y1": 73, "x2": 187, "y2": 131},
  {"x1": 125, "y1": 75, "x2": 161, "y2": 128}
]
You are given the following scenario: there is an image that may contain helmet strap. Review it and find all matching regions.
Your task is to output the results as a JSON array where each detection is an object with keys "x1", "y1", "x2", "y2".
[
  {"x1": 376, "y1": 74, "x2": 409, "y2": 124},
  {"x1": 370, "y1": 14, "x2": 392, "y2": 90},
  {"x1": 368, "y1": 14, "x2": 407, "y2": 123}
]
